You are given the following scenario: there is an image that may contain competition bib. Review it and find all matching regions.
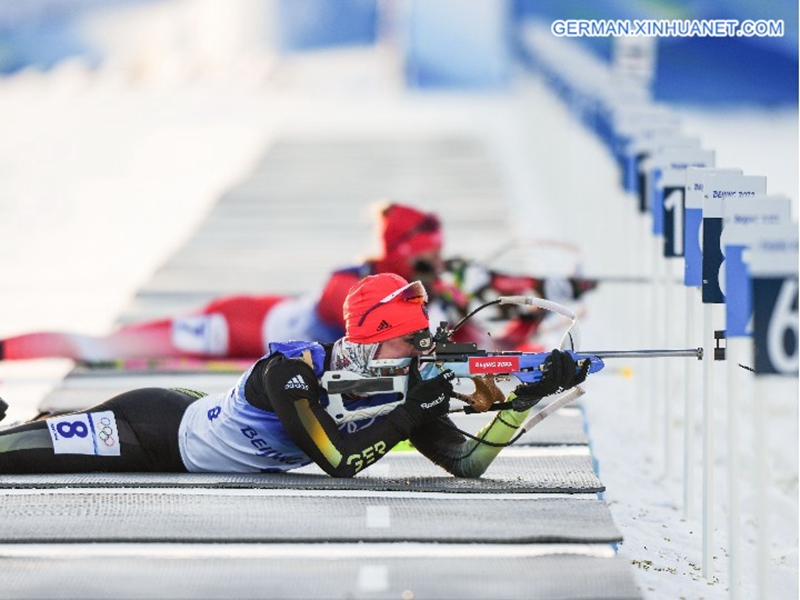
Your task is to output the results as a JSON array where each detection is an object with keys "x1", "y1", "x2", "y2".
[{"x1": 47, "y1": 411, "x2": 121, "y2": 456}]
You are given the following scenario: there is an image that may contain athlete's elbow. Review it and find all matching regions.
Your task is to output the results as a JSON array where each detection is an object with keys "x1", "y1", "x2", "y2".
[{"x1": 328, "y1": 468, "x2": 357, "y2": 478}]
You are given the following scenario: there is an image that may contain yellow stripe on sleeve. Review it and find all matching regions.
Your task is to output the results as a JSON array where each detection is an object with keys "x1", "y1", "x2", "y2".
[{"x1": 294, "y1": 398, "x2": 343, "y2": 468}]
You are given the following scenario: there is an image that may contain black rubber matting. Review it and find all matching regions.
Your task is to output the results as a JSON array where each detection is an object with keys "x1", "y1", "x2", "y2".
[
  {"x1": 1, "y1": 552, "x2": 641, "y2": 599},
  {"x1": 0, "y1": 451, "x2": 603, "y2": 493},
  {"x1": 0, "y1": 493, "x2": 621, "y2": 544}
]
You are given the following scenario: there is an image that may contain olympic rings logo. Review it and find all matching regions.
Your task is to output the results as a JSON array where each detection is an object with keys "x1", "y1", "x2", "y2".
[{"x1": 97, "y1": 416, "x2": 116, "y2": 447}]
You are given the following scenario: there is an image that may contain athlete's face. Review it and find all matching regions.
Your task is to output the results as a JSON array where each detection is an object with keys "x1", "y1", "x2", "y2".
[{"x1": 409, "y1": 248, "x2": 443, "y2": 293}]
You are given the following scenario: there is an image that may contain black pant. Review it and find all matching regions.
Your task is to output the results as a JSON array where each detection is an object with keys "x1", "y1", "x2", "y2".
[{"x1": 0, "y1": 388, "x2": 198, "y2": 474}]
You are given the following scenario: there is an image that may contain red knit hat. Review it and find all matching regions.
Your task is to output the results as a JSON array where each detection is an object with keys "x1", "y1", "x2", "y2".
[
  {"x1": 376, "y1": 204, "x2": 442, "y2": 280},
  {"x1": 344, "y1": 273, "x2": 430, "y2": 343}
]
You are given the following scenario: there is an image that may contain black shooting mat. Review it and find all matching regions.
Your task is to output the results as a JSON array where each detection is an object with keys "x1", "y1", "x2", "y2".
[
  {"x1": 0, "y1": 547, "x2": 642, "y2": 600},
  {"x1": 0, "y1": 490, "x2": 621, "y2": 544},
  {"x1": 0, "y1": 449, "x2": 603, "y2": 493}
]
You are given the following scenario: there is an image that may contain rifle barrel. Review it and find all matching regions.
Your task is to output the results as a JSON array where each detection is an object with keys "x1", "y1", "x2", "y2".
[
  {"x1": 590, "y1": 275, "x2": 684, "y2": 284},
  {"x1": 582, "y1": 348, "x2": 703, "y2": 360}
]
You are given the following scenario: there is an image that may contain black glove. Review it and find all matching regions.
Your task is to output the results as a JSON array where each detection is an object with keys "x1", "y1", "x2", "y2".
[
  {"x1": 513, "y1": 349, "x2": 589, "y2": 402},
  {"x1": 400, "y1": 359, "x2": 454, "y2": 427}
]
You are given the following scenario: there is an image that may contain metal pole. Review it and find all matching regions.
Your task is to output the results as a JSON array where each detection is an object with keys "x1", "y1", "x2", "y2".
[
  {"x1": 650, "y1": 234, "x2": 662, "y2": 439},
  {"x1": 755, "y1": 376, "x2": 771, "y2": 600},
  {"x1": 702, "y1": 303, "x2": 717, "y2": 579},
  {"x1": 582, "y1": 348, "x2": 703, "y2": 359},
  {"x1": 684, "y1": 286, "x2": 700, "y2": 519},
  {"x1": 663, "y1": 257, "x2": 675, "y2": 478},
  {"x1": 638, "y1": 211, "x2": 654, "y2": 436},
  {"x1": 727, "y1": 337, "x2": 744, "y2": 600}
]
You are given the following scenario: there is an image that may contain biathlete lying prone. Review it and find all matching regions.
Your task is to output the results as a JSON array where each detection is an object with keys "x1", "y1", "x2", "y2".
[
  {"x1": 0, "y1": 203, "x2": 597, "y2": 364},
  {"x1": 0, "y1": 273, "x2": 588, "y2": 477}
]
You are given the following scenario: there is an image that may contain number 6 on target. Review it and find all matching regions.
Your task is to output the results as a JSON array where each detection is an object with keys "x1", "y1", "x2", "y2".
[{"x1": 749, "y1": 226, "x2": 799, "y2": 375}]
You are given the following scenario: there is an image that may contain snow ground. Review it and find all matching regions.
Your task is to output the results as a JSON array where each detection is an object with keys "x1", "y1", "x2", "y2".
[{"x1": 0, "y1": 47, "x2": 797, "y2": 600}]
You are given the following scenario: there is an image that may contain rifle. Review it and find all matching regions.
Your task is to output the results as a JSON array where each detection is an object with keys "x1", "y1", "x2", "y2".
[
  {"x1": 319, "y1": 295, "x2": 703, "y2": 428},
  {"x1": 320, "y1": 345, "x2": 603, "y2": 424}
]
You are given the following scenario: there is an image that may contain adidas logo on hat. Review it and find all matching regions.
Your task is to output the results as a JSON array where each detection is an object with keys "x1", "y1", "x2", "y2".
[
  {"x1": 376, "y1": 320, "x2": 392, "y2": 332},
  {"x1": 284, "y1": 375, "x2": 309, "y2": 391}
]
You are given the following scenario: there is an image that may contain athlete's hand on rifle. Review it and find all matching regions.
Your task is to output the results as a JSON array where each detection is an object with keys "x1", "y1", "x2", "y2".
[
  {"x1": 512, "y1": 349, "x2": 589, "y2": 403},
  {"x1": 400, "y1": 358, "x2": 454, "y2": 426}
]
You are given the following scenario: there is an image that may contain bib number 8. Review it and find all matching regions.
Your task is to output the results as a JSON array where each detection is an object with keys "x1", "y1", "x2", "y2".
[
  {"x1": 56, "y1": 420, "x2": 89, "y2": 439},
  {"x1": 46, "y1": 410, "x2": 121, "y2": 456}
]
